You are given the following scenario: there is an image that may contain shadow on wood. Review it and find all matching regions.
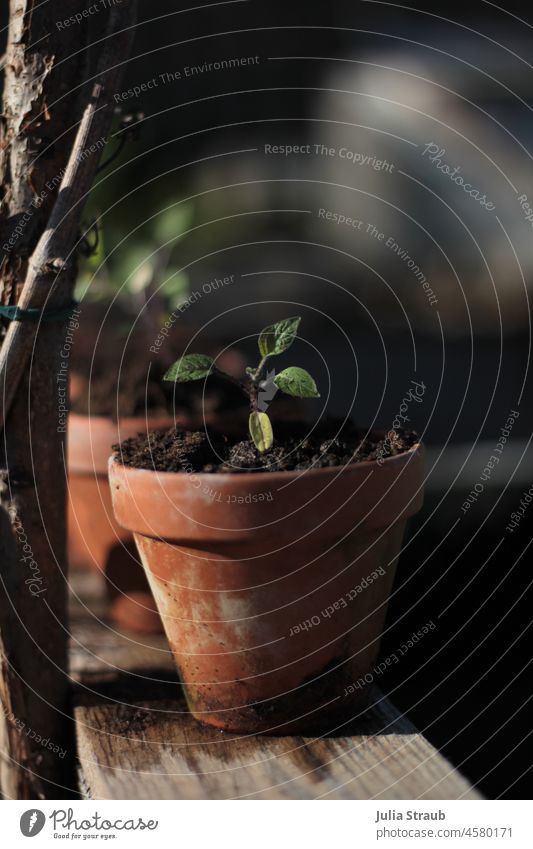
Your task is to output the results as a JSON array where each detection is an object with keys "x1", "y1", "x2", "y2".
[{"x1": 71, "y1": 570, "x2": 481, "y2": 800}]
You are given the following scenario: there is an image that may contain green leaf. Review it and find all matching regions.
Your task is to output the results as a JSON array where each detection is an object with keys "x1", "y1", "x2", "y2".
[
  {"x1": 162, "y1": 269, "x2": 189, "y2": 301},
  {"x1": 152, "y1": 203, "x2": 193, "y2": 244},
  {"x1": 121, "y1": 243, "x2": 153, "y2": 287},
  {"x1": 128, "y1": 257, "x2": 154, "y2": 295},
  {"x1": 249, "y1": 411, "x2": 274, "y2": 453},
  {"x1": 83, "y1": 223, "x2": 106, "y2": 272},
  {"x1": 274, "y1": 367, "x2": 320, "y2": 398},
  {"x1": 258, "y1": 316, "x2": 301, "y2": 358},
  {"x1": 163, "y1": 354, "x2": 214, "y2": 382}
]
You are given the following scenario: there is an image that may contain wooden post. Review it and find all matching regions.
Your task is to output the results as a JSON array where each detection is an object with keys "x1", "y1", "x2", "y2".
[{"x1": 0, "y1": 0, "x2": 137, "y2": 799}]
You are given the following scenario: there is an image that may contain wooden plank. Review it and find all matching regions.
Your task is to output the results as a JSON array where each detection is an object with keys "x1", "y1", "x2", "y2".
[
  {"x1": 69, "y1": 569, "x2": 175, "y2": 682},
  {"x1": 70, "y1": 571, "x2": 481, "y2": 800}
]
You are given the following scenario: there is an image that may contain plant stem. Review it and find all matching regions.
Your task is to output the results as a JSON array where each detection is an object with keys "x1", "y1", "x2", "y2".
[
  {"x1": 212, "y1": 367, "x2": 250, "y2": 400},
  {"x1": 248, "y1": 355, "x2": 271, "y2": 413},
  {"x1": 253, "y1": 355, "x2": 269, "y2": 381},
  {"x1": 249, "y1": 380, "x2": 259, "y2": 413},
  {"x1": 213, "y1": 354, "x2": 269, "y2": 415}
]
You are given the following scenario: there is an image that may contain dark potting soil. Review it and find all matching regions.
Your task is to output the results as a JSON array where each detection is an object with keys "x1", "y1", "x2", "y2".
[{"x1": 114, "y1": 420, "x2": 418, "y2": 473}]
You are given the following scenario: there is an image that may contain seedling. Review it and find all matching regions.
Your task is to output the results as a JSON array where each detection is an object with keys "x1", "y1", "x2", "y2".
[{"x1": 163, "y1": 317, "x2": 320, "y2": 452}]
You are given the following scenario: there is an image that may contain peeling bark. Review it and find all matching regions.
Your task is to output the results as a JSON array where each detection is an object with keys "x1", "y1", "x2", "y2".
[
  {"x1": 0, "y1": 0, "x2": 137, "y2": 798},
  {"x1": 0, "y1": 0, "x2": 90, "y2": 305},
  {"x1": 0, "y1": 0, "x2": 90, "y2": 800}
]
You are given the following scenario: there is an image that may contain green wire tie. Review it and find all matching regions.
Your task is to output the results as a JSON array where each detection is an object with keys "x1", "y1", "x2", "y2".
[{"x1": 0, "y1": 302, "x2": 79, "y2": 322}]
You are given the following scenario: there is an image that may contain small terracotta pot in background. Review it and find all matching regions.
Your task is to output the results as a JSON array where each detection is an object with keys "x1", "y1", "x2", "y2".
[
  {"x1": 68, "y1": 409, "x2": 247, "y2": 633},
  {"x1": 68, "y1": 413, "x2": 175, "y2": 633},
  {"x1": 109, "y1": 444, "x2": 424, "y2": 733}
]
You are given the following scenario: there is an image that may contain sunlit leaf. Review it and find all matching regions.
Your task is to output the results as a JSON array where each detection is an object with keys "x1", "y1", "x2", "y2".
[
  {"x1": 274, "y1": 367, "x2": 320, "y2": 398},
  {"x1": 163, "y1": 354, "x2": 214, "y2": 382},
  {"x1": 258, "y1": 316, "x2": 301, "y2": 358},
  {"x1": 249, "y1": 411, "x2": 274, "y2": 453},
  {"x1": 152, "y1": 204, "x2": 193, "y2": 244}
]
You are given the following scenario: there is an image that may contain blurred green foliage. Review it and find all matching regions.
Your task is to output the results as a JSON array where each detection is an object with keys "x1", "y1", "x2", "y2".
[{"x1": 75, "y1": 202, "x2": 193, "y2": 319}]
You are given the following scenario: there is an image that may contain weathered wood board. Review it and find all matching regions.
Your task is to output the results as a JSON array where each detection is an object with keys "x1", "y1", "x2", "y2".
[{"x1": 70, "y1": 570, "x2": 481, "y2": 800}]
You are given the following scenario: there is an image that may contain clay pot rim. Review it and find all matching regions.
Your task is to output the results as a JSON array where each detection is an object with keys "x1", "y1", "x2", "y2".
[{"x1": 108, "y1": 440, "x2": 423, "y2": 485}]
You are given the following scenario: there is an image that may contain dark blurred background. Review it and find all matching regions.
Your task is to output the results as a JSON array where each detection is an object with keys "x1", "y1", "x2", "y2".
[{"x1": 2, "y1": 0, "x2": 532, "y2": 798}]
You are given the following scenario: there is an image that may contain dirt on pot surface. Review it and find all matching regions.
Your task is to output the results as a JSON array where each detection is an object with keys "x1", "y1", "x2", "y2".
[{"x1": 114, "y1": 420, "x2": 418, "y2": 474}]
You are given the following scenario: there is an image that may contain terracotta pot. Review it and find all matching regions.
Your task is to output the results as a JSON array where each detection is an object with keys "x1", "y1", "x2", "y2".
[
  {"x1": 109, "y1": 443, "x2": 424, "y2": 733},
  {"x1": 68, "y1": 413, "x2": 175, "y2": 633},
  {"x1": 68, "y1": 410, "x2": 247, "y2": 633}
]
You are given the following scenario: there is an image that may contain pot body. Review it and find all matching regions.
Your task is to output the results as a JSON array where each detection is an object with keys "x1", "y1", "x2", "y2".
[{"x1": 109, "y1": 445, "x2": 424, "y2": 733}]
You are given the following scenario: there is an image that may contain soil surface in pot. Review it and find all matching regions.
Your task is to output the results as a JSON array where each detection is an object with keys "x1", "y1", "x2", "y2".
[{"x1": 114, "y1": 420, "x2": 417, "y2": 473}]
